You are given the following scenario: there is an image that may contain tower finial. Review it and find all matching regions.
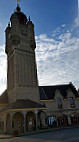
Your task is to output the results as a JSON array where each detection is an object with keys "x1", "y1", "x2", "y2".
[
  {"x1": 16, "y1": 0, "x2": 21, "y2": 12},
  {"x1": 17, "y1": 0, "x2": 20, "y2": 5}
]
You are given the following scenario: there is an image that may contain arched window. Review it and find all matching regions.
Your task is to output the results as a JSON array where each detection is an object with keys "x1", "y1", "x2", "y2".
[
  {"x1": 68, "y1": 97, "x2": 75, "y2": 108},
  {"x1": 57, "y1": 98, "x2": 62, "y2": 108}
]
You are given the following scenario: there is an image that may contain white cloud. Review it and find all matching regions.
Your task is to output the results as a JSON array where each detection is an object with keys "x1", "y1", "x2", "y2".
[
  {"x1": 75, "y1": 17, "x2": 79, "y2": 27},
  {"x1": 0, "y1": 21, "x2": 79, "y2": 96},
  {"x1": 61, "y1": 24, "x2": 66, "y2": 27},
  {"x1": 0, "y1": 45, "x2": 7, "y2": 95},
  {"x1": 36, "y1": 25, "x2": 79, "y2": 90}
]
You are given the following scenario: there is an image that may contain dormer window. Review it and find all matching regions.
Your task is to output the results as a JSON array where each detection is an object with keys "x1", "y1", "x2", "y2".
[
  {"x1": 57, "y1": 98, "x2": 62, "y2": 108},
  {"x1": 68, "y1": 97, "x2": 75, "y2": 108}
]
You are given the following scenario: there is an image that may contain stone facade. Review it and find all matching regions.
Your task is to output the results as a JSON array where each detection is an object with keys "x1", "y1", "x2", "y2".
[
  {"x1": 5, "y1": 5, "x2": 39, "y2": 103},
  {"x1": 40, "y1": 88, "x2": 79, "y2": 115},
  {"x1": 40, "y1": 85, "x2": 79, "y2": 127}
]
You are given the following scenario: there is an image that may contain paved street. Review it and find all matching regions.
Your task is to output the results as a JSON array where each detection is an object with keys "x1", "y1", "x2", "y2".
[
  {"x1": 25, "y1": 127, "x2": 79, "y2": 142},
  {"x1": 0, "y1": 127, "x2": 79, "y2": 142}
]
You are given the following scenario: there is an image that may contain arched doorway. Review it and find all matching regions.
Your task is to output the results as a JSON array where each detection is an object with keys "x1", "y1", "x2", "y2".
[
  {"x1": 12, "y1": 112, "x2": 24, "y2": 133},
  {"x1": 38, "y1": 111, "x2": 48, "y2": 129},
  {"x1": 6, "y1": 113, "x2": 11, "y2": 133},
  {"x1": 26, "y1": 112, "x2": 36, "y2": 131}
]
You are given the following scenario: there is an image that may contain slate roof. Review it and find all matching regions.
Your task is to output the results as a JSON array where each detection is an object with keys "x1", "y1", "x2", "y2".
[
  {"x1": 0, "y1": 83, "x2": 78, "y2": 110},
  {"x1": 39, "y1": 83, "x2": 79, "y2": 100},
  {"x1": 0, "y1": 90, "x2": 8, "y2": 104},
  {"x1": 1, "y1": 99, "x2": 45, "y2": 112}
]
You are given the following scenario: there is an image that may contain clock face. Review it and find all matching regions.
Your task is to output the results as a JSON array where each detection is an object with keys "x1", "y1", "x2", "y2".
[{"x1": 21, "y1": 29, "x2": 27, "y2": 36}]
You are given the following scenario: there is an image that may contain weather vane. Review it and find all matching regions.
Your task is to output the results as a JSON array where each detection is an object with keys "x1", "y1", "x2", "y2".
[{"x1": 17, "y1": 0, "x2": 20, "y2": 4}]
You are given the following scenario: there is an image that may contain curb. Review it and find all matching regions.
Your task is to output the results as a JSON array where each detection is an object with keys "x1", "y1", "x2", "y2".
[{"x1": 0, "y1": 136, "x2": 14, "y2": 139}]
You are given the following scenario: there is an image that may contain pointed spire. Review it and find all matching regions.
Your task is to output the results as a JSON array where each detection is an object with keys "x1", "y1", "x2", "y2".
[
  {"x1": 8, "y1": 22, "x2": 10, "y2": 27},
  {"x1": 16, "y1": 3, "x2": 21, "y2": 12},
  {"x1": 27, "y1": 16, "x2": 34, "y2": 26},
  {"x1": 29, "y1": 16, "x2": 31, "y2": 22}
]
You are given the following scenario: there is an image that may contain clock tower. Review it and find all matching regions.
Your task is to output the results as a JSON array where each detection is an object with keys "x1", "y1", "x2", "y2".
[{"x1": 5, "y1": 5, "x2": 39, "y2": 103}]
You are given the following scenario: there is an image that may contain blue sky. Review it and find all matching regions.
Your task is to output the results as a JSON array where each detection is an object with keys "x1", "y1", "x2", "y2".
[
  {"x1": 0, "y1": 0, "x2": 79, "y2": 94},
  {"x1": 0, "y1": 0, "x2": 78, "y2": 44}
]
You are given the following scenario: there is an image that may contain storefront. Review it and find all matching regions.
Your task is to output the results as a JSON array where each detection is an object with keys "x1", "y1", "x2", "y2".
[
  {"x1": 57, "y1": 115, "x2": 68, "y2": 127},
  {"x1": 48, "y1": 116, "x2": 57, "y2": 128},
  {"x1": 71, "y1": 114, "x2": 79, "y2": 125}
]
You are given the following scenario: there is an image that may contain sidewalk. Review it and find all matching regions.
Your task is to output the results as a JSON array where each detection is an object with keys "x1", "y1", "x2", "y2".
[{"x1": 0, "y1": 134, "x2": 13, "y2": 139}]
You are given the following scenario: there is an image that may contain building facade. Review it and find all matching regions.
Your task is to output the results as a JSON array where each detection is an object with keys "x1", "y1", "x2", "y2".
[
  {"x1": 39, "y1": 84, "x2": 79, "y2": 127},
  {"x1": 0, "y1": 5, "x2": 79, "y2": 135}
]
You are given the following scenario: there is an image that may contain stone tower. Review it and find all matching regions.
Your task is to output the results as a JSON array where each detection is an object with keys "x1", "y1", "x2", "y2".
[{"x1": 5, "y1": 5, "x2": 39, "y2": 103}]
